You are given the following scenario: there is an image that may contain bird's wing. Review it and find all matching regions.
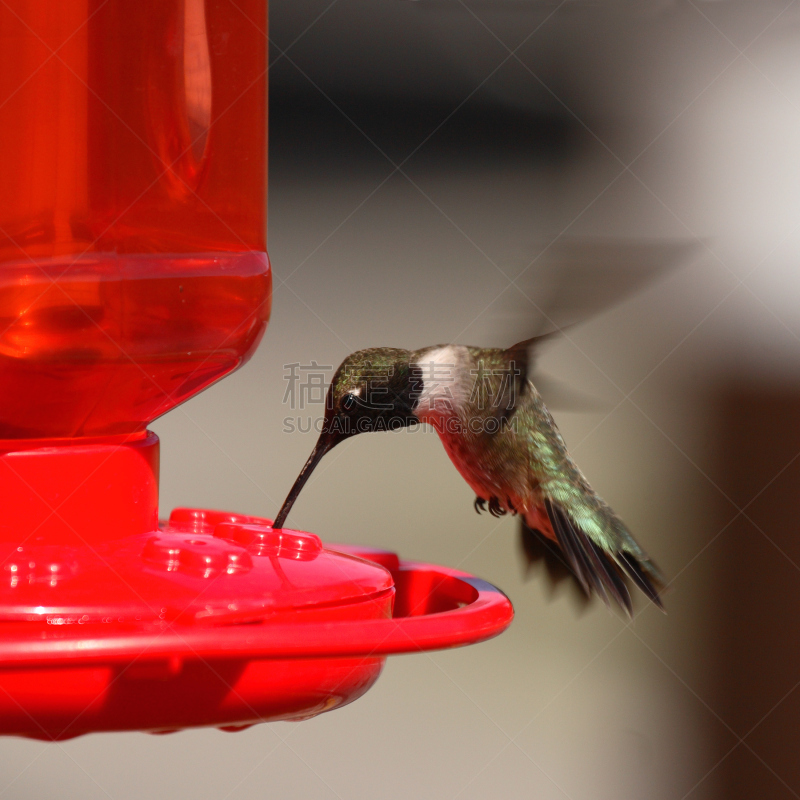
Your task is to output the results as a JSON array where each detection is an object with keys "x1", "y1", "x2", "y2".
[
  {"x1": 461, "y1": 239, "x2": 698, "y2": 415},
  {"x1": 464, "y1": 238, "x2": 698, "y2": 350}
]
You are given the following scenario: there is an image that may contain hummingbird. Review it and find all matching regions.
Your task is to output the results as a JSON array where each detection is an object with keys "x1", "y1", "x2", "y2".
[{"x1": 272, "y1": 333, "x2": 665, "y2": 615}]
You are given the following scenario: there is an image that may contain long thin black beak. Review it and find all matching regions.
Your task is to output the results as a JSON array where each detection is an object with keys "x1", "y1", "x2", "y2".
[{"x1": 273, "y1": 432, "x2": 335, "y2": 529}]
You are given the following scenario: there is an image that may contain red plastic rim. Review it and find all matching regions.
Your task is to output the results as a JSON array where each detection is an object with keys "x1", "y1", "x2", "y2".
[{"x1": 0, "y1": 547, "x2": 514, "y2": 665}]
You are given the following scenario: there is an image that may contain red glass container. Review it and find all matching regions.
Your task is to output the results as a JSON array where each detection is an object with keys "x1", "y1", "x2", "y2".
[{"x1": 0, "y1": 1, "x2": 513, "y2": 739}]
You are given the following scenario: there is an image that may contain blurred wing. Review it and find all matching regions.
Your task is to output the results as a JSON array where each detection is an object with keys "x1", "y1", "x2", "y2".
[
  {"x1": 475, "y1": 238, "x2": 697, "y2": 419},
  {"x1": 527, "y1": 373, "x2": 607, "y2": 413},
  {"x1": 464, "y1": 238, "x2": 698, "y2": 349}
]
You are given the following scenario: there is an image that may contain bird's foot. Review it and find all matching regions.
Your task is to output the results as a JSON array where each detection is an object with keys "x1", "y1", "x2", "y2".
[
  {"x1": 489, "y1": 497, "x2": 507, "y2": 518},
  {"x1": 474, "y1": 497, "x2": 487, "y2": 514}
]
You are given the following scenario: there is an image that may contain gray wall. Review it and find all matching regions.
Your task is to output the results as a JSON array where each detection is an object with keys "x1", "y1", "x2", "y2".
[{"x1": 5, "y1": 1, "x2": 800, "y2": 797}]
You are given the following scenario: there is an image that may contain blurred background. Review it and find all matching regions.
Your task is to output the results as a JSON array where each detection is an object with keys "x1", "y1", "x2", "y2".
[{"x1": 5, "y1": 0, "x2": 800, "y2": 797}]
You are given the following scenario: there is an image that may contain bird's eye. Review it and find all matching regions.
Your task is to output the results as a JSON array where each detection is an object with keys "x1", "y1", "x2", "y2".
[{"x1": 342, "y1": 393, "x2": 357, "y2": 411}]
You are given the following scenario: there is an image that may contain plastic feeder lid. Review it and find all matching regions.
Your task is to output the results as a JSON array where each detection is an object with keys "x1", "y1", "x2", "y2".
[{"x1": 0, "y1": 511, "x2": 395, "y2": 627}]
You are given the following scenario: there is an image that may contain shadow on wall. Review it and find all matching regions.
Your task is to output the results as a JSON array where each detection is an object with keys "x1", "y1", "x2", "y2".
[
  {"x1": 711, "y1": 377, "x2": 800, "y2": 799},
  {"x1": 268, "y1": 84, "x2": 578, "y2": 172}
]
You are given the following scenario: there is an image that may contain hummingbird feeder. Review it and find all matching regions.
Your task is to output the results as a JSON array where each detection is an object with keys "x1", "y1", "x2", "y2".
[{"x1": 0, "y1": 0, "x2": 513, "y2": 739}]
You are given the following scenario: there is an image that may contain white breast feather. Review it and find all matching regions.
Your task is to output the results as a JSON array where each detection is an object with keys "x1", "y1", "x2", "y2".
[{"x1": 413, "y1": 345, "x2": 470, "y2": 424}]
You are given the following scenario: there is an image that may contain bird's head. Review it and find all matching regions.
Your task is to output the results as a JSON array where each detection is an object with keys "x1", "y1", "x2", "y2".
[{"x1": 273, "y1": 347, "x2": 421, "y2": 528}]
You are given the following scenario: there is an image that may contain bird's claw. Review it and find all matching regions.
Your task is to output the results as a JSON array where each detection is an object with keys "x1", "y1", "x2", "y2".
[
  {"x1": 489, "y1": 497, "x2": 507, "y2": 518},
  {"x1": 476, "y1": 495, "x2": 508, "y2": 517}
]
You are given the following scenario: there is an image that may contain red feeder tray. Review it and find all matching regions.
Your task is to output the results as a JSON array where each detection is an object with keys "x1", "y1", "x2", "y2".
[{"x1": 0, "y1": 435, "x2": 513, "y2": 740}]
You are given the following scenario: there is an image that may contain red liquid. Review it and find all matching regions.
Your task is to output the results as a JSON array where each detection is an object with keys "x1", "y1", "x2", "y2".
[
  {"x1": 0, "y1": 252, "x2": 270, "y2": 438},
  {"x1": 0, "y1": 0, "x2": 269, "y2": 438}
]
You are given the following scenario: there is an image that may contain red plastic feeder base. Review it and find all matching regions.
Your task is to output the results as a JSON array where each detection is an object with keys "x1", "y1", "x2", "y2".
[{"x1": 0, "y1": 434, "x2": 513, "y2": 739}]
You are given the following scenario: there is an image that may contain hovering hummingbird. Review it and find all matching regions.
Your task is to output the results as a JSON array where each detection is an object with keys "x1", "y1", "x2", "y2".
[
  {"x1": 273, "y1": 334, "x2": 665, "y2": 614},
  {"x1": 273, "y1": 241, "x2": 690, "y2": 613}
]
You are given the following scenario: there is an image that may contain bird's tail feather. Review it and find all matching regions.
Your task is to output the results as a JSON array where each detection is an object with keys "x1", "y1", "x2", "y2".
[
  {"x1": 519, "y1": 521, "x2": 591, "y2": 610},
  {"x1": 540, "y1": 497, "x2": 665, "y2": 615}
]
